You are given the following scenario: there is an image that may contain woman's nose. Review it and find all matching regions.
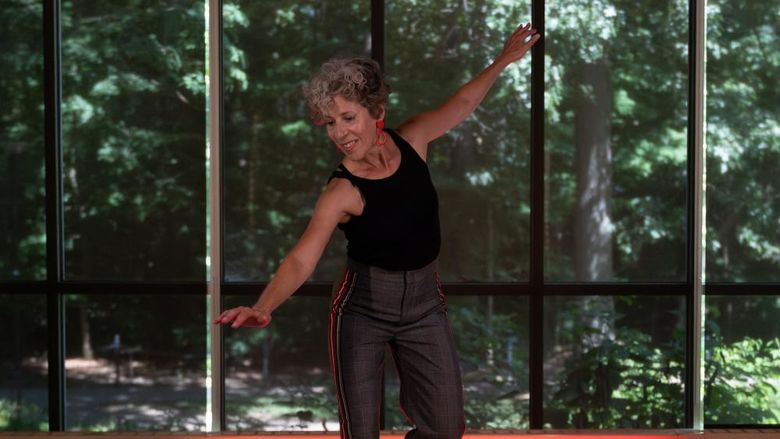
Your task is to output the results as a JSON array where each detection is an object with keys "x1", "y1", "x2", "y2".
[{"x1": 332, "y1": 124, "x2": 347, "y2": 138}]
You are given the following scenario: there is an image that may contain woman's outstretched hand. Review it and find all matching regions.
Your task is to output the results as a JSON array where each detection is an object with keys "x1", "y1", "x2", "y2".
[
  {"x1": 497, "y1": 22, "x2": 541, "y2": 66},
  {"x1": 214, "y1": 306, "x2": 271, "y2": 328}
]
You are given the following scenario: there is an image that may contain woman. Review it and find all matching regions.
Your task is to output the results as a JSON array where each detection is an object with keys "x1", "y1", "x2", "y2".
[{"x1": 216, "y1": 22, "x2": 540, "y2": 438}]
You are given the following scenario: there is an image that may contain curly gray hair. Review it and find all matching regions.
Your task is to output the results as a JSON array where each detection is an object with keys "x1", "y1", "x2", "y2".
[{"x1": 302, "y1": 58, "x2": 390, "y2": 124}]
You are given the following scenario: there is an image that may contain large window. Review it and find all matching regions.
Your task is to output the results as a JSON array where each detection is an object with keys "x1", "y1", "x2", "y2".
[
  {"x1": 705, "y1": 0, "x2": 780, "y2": 282},
  {"x1": 385, "y1": 0, "x2": 533, "y2": 282},
  {"x1": 704, "y1": 0, "x2": 780, "y2": 425},
  {"x1": 2, "y1": 0, "x2": 779, "y2": 433},
  {"x1": 63, "y1": 294, "x2": 206, "y2": 431},
  {"x1": 223, "y1": 295, "x2": 336, "y2": 431},
  {"x1": 0, "y1": 1, "x2": 47, "y2": 430},
  {"x1": 543, "y1": 296, "x2": 685, "y2": 428},
  {"x1": 221, "y1": 0, "x2": 369, "y2": 429},
  {"x1": 383, "y1": 4, "x2": 535, "y2": 425},
  {"x1": 60, "y1": 0, "x2": 207, "y2": 281},
  {"x1": 222, "y1": 0, "x2": 369, "y2": 282},
  {"x1": 0, "y1": 1, "x2": 45, "y2": 281},
  {"x1": 544, "y1": 0, "x2": 689, "y2": 282},
  {"x1": 704, "y1": 296, "x2": 780, "y2": 424},
  {"x1": 0, "y1": 295, "x2": 48, "y2": 431},
  {"x1": 540, "y1": 0, "x2": 691, "y2": 429}
]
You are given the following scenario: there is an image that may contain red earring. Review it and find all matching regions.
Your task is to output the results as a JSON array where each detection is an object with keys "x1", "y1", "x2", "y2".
[{"x1": 376, "y1": 119, "x2": 387, "y2": 147}]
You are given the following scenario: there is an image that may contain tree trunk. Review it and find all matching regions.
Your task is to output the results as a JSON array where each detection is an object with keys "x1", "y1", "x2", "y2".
[
  {"x1": 486, "y1": 205, "x2": 495, "y2": 366},
  {"x1": 249, "y1": 115, "x2": 260, "y2": 232},
  {"x1": 261, "y1": 335, "x2": 273, "y2": 380},
  {"x1": 574, "y1": 59, "x2": 613, "y2": 283},
  {"x1": 574, "y1": 59, "x2": 615, "y2": 348},
  {"x1": 13, "y1": 297, "x2": 22, "y2": 406},
  {"x1": 80, "y1": 304, "x2": 94, "y2": 359}
]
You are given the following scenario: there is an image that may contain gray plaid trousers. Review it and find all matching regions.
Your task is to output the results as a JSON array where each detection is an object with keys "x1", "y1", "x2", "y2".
[{"x1": 328, "y1": 258, "x2": 466, "y2": 439}]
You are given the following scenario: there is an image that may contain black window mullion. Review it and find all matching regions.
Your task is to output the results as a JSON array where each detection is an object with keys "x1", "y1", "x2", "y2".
[
  {"x1": 43, "y1": 0, "x2": 65, "y2": 431},
  {"x1": 373, "y1": 0, "x2": 386, "y2": 429},
  {"x1": 705, "y1": 284, "x2": 780, "y2": 295},
  {"x1": 45, "y1": 291, "x2": 64, "y2": 431},
  {"x1": 529, "y1": 0, "x2": 545, "y2": 429}
]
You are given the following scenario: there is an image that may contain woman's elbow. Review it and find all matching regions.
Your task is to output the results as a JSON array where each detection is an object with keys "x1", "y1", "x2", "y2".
[{"x1": 283, "y1": 250, "x2": 318, "y2": 278}]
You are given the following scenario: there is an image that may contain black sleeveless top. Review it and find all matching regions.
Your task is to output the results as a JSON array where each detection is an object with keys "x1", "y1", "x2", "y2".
[{"x1": 328, "y1": 129, "x2": 441, "y2": 271}]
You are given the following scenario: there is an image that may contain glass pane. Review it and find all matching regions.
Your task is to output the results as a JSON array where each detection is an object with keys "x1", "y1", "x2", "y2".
[
  {"x1": 0, "y1": 294, "x2": 48, "y2": 431},
  {"x1": 224, "y1": 295, "x2": 336, "y2": 431},
  {"x1": 64, "y1": 294, "x2": 207, "y2": 431},
  {"x1": 544, "y1": 295, "x2": 685, "y2": 428},
  {"x1": 61, "y1": 1, "x2": 207, "y2": 281},
  {"x1": 223, "y1": 1, "x2": 369, "y2": 282},
  {"x1": 0, "y1": 1, "x2": 46, "y2": 280},
  {"x1": 705, "y1": 295, "x2": 780, "y2": 424},
  {"x1": 386, "y1": 1, "x2": 532, "y2": 282},
  {"x1": 705, "y1": 0, "x2": 780, "y2": 282},
  {"x1": 384, "y1": 295, "x2": 529, "y2": 430},
  {"x1": 545, "y1": 0, "x2": 689, "y2": 282}
]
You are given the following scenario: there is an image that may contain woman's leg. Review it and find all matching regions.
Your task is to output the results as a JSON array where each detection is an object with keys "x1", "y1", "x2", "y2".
[
  {"x1": 390, "y1": 309, "x2": 465, "y2": 439},
  {"x1": 329, "y1": 269, "x2": 391, "y2": 439}
]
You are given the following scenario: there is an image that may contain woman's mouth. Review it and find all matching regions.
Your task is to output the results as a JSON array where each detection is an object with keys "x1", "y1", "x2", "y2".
[{"x1": 341, "y1": 140, "x2": 358, "y2": 151}]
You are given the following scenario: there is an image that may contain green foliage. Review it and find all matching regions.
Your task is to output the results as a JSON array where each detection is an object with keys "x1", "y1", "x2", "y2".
[
  {"x1": 546, "y1": 0, "x2": 690, "y2": 281},
  {"x1": 450, "y1": 297, "x2": 529, "y2": 428},
  {"x1": 705, "y1": 334, "x2": 780, "y2": 424},
  {"x1": 705, "y1": 0, "x2": 780, "y2": 281},
  {"x1": 0, "y1": 400, "x2": 48, "y2": 431},
  {"x1": 544, "y1": 296, "x2": 685, "y2": 428},
  {"x1": 54, "y1": 0, "x2": 208, "y2": 281},
  {"x1": 547, "y1": 329, "x2": 684, "y2": 428},
  {"x1": 222, "y1": 0, "x2": 368, "y2": 282},
  {"x1": 704, "y1": 297, "x2": 780, "y2": 424},
  {"x1": 0, "y1": 0, "x2": 46, "y2": 280}
]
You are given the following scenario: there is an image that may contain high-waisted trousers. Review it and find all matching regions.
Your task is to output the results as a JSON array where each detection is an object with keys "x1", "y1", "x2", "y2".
[{"x1": 328, "y1": 258, "x2": 466, "y2": 439}]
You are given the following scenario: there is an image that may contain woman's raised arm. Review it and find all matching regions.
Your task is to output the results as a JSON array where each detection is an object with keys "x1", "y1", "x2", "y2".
[{"x1": 398, "y1": 22, "x2": 540, "y2": 158}]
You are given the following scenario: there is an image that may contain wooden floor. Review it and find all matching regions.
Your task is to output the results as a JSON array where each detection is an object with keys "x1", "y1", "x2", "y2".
[{"x1": 2, "y1": 431, "x2": 779, "y2": 439}]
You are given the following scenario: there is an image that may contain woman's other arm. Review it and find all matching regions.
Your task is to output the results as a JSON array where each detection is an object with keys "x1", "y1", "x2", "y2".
[{"x1": 214, "y1": 178, "x2": 360, "y2": 328}]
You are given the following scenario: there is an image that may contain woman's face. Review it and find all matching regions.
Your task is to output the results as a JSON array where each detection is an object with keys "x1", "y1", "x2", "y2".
[{"x1": 323, "y1": 95, "x2": 382, "y2": 159}]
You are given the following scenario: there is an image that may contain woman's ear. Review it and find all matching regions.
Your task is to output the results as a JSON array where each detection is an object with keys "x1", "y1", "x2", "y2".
[{"x1": 377, "y1": 105, "x2": 386, "y2": 121}]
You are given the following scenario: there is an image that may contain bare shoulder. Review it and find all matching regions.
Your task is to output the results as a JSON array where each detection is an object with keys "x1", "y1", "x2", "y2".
[{"x1": 321, "y1": 176, "x2": 363, "y2": 218}]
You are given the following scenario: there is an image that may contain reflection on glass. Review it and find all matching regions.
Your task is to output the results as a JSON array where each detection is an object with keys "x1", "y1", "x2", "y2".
[
  {"x1": 544, "y1": 0, "x2": 689, "y2": 282},
  {"x1": 61, "y1": 1, "x2": 207, "y2": 281},
  {"x1": 705, "y1": 0, "x2": 780, "y2": 282},
  {"x1": 0, "y1": 2, "x2": 45, "y2": 280},
  {"x1": 0, "y1": 295, "x2": 48, "y2": 431},
  {"x1": 386, "y1": 0, "x2": 532, "y2": 282},
  {"x1": 223, "y1": 295, "x2": 336, "y2": 431},
  {"x1": 223, "y1": 0, "x2": 369, "y2": 282},
  {"x1": 385, "y1": 296, "x2": 529, "y2": 429},
  {"x1": 64, "y1": 295, "x2": 206, "y2": 431},
  {"x1": 543, "y1": 295, "x2": 685, "y2": 428},
  {"x1": 705, "y1": 295, "x2": 780, "y2": 424}
]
